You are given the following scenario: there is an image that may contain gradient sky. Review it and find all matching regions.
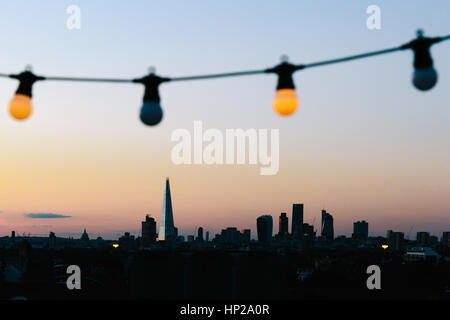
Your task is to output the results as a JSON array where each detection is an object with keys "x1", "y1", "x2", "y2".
[{"x1": 0, "y1": 1, "x2": 449, "y2": 240}]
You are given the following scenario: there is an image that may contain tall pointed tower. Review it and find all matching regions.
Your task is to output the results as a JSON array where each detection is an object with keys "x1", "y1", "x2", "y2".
[{"x1": 159, "y1": 177, "x2": 175, "y2": 241}]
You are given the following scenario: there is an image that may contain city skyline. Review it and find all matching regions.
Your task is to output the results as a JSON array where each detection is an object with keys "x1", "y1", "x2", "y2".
[
  {"x1": 0, "y1": 177, "x2": 448, "y2": 241},
  {"x1": 0, "y1": 1, "x2": 449, "y2": 239}
]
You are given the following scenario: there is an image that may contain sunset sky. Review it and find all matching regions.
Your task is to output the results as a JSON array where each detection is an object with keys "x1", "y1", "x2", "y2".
[{"x1": 0, "y1": 1, "x2": 449, "y2": 240}]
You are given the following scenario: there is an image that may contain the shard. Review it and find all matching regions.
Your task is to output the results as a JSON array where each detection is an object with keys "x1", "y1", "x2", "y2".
[{"x1": 159, "y1": 177, "x2": 175, "y2": 241}]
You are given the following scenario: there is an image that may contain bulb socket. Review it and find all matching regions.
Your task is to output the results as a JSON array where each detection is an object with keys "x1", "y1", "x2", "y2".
[
  {"x1": 266, "y1": 62, "x2": 298, "y2": 90},
  {"x1": 133, "y1": 73, "x2": 171, "y2": 103},
  {"x1": 10, "y1": 71, "x2": 45, "y2": 98}
]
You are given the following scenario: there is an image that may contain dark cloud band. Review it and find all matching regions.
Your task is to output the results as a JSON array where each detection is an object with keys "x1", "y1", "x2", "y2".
[{"x1": 25, "y1": 213, "x2": 72, "y2": 219}]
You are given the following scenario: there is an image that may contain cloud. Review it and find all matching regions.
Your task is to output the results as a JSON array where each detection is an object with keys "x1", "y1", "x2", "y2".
[{"x1": 25, "y1": 213, "x2": 72, "y2": 219}]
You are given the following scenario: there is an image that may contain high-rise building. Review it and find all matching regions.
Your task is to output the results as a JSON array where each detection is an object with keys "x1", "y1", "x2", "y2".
[
  {"x1": 159, "y1": 177, "x2": 175, "y2": 241},
  {"x1": 278, "y1": 212, "x2": 288, "y2": 236},
  {"x1": 352, "y1": 220, "x2": 369, "y2": 239},
  {"x1": 220, "y1": 227, "x2": 240, "y2": 244},
  {"x1": 303, "y1": 223, "x2": 316, "y2": 241},
  {"x1": 142, "y1": 214, "x2": 157, "y2": 246},
  {"x1": 197, "y1": 227, "x2": 204, "y2": 242},
  {"x1": 119, "y1": 232, "x2": 136, "y2": 250},
  {"x1": 257, "y1": 215, "x2": 273, "y2": 244},
  {"x1": 241, "y1": 229, "x2": 251, "y2": 244},
  {"x1": 48, "y1": 232, "x2": 56, "y2": 248},
  {"x1": 387, "y1": 230, "x2": 404, "y2": 251},
  {"x1": 443, "y1": 232, "x2": 450, "y2": 248},
  {"x1": 416, "y1": 232, "x2": 430, "y2": 246},
  {"x1": 321, "y1": 210, "x2": 334, "y2": 242},
  {"x1": 292, "y1": 204, "x2": 304, "y2": 240},
  {"x1": 205, "y1": 231, "x2": 209, "y2": 242}
]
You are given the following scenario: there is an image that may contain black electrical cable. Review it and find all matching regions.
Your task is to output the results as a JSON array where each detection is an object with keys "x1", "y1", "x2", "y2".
[{"x1": 1, "y1": 33, "x2": 448, "y2": 84}]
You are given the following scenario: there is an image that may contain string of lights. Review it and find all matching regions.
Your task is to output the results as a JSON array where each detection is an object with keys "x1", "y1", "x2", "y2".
[{"x1": 1, "y1": 29, "x2": 449, "y2": 126}]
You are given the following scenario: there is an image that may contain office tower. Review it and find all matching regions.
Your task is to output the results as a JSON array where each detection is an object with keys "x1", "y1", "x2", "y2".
[
  {"x1": 443, "y1": 232, "x2": 450, "y2": 248},
  {"x1": 321, "y1": 210, "x2": 334, "y2": 242},
  {"x1": 220, "y1": 227, "x2": 240, "y2": 244},
  {"x1": 48, "y1": 232, "x2": 56, "y2": 248},
  {"x1": 387, "y1": 230, "x2": 404, "y2": 251},
  {"x1": 291, "y1": 204, "x2": 304, "y2": 240},
  {"x1": 174, "y1": 227, "x2": 178, "y2": 237},
  {"x1": 205, "y1": 231, "x2": 209, "y2": 242},
  {"x1": 257, "y1": 215, "x2": 273, "y2": 244},
  {"x1": 241, "y1": 229, "x2": 251, "y2": 244},
  {"x1": 393, "y1": 232, "x2": 404, "y2": 251},
  {"x1": 197, "y1": 227, "x2": 204, "y2": 242},
  {"x1": 416, "y1": 232, "x2": 430, "y2": 246},
  {"x1": 142, "y1": 214, "x2": 157, "y2": 246},
  {"x1": 278, "y1": 212, "x2": 288, "y2": 235},
  {"x1": 81, "y1": 229, "x2": 89, "y2": 242},
  {"x1": 11, "y1": 231, "x2": 15, "y2": 244},
  {"x1": 159, "y1": 177, "x2": 175, "y2": 241},
  {"x1": 352, "y1": 220, "x2": 369, "y2": 239},
  {"x1": 119, "y1": 232, "x2": 136, "y2": 250},
  {"x1": 303, "y1": 223, "x2": 316, "y2": 241}
]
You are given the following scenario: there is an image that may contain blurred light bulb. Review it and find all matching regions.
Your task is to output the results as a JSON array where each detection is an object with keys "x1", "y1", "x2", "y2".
[
  {"x1": 9, "y1": 94, "x2": 32, "y2": 120},
  {"x1": 412, "y1": 67, "x2": 438, "y2": 91},
  {"x1": 140, "y1": 101, "x2": 163, "y2": 126},
  {"x1": 273, "y1": 88, "x2": 299, "y2": 116}
]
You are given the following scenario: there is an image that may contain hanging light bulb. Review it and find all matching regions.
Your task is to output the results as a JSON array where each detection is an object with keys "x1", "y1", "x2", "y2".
[
  {"x1": 133, "y1": 69, "x2": 170, "y2": 126},
  {"x1": 266, "y1": 56, "x2": 300, "y2": 116},
  {"x1": 8, "y1": 67, "x2": 44, "y2": 121},
  {"x1": 404, "y1": 30, "x2": 441, "y2": 91},
  {"x1": 9, "y1": 94, "x2": 33, "y2": 120}
]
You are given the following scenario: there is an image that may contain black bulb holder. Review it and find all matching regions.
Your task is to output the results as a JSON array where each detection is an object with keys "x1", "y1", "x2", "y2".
[
  {"x1": 265, "y1": 62, "x2": 300, "y2": 90},
  {"x1": 133, "y1": 73, "x2": 171, "y2": 103},
  {"x1": 402, "y1": 30, "x2": 444, "y2": 69},
  {"x1": 9, "y1": 71, "x2": 45, "y2": 97}
]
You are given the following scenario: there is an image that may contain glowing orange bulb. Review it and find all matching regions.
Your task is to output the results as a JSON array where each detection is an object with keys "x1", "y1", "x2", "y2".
[
  {"x1": 382, "y1": 244, "x2": 389, "y2": 250},
  {"x1": 9, "y1": 94, "x2": 32, "y2": 120},
  {"x1": 273, "y1": 88, "x2": 299, "y2": 116},
  {"x1": 112, "y1": 244, "x2": 119, "y2": 248}
]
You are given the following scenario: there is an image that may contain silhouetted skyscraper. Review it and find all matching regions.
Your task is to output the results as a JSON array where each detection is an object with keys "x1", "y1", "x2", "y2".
[
  {"x1": 48, "y1": 232, "x2": 56, "y2": 248},
  {"x1": 257, "y1": 215, "x2": 273, "y2": 244},
  {"x1": 197, "y1": 227, "x2": 204, "y2": 242},
  {"x1": 416, "y1": 232, "x2": 430, "y2": 246},
  {"x1": 352, "y1": 220, "x2": 368, "y2": 239},
  {"x1": 241, "y1": 229, "x2": 251, "y2": 244},
  {"x1": 303, "y1": 223, "x2": 316, "y2": 241},
  {"x1": 142, "y1": 214, "x2": 157, "y2": 246},
  {"x1": 321, "y1": 210, "x2": 334, "y2": 242},
  {"x1": 387, "y1": 230, "x2": 404, "y2": 251},
  {"x1": 443, "y1": 232, "x2": 450, "y2": 248},
  {"x1": 159, "y1": 177, "x2": 175, "y2": 241},
  {"x1": 278, "y1": 212, "x2": 288, "y2": 235},
  {"x1": 292, "y1": 204, "x2": 304, "y2": 241}
]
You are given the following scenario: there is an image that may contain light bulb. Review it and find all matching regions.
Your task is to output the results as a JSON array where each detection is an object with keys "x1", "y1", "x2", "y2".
[
  {"x1": 273, "y1": 88, "x2": 299, "y2": 116},
  {"x1": 412, "y1": 67, "x2": 438, "y2": 91},
  {"x1": 9, "y1": 94, "x2": 32, "y2": 120},
  {"x1": 140, "y1": 101, "x2": 163, "y2": 126}
]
